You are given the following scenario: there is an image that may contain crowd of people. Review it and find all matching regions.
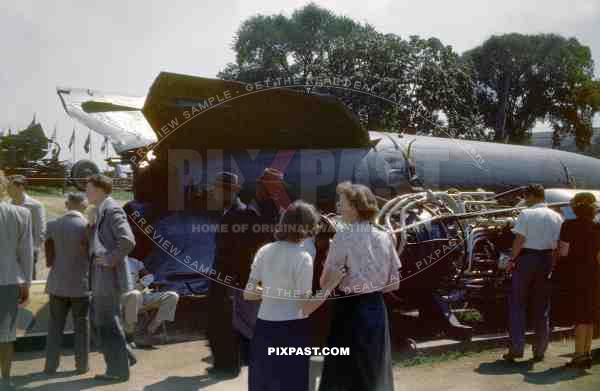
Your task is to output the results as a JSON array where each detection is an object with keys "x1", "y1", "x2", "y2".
[
  {"x1": 0, "y1": 172, "x2": 179, "y2": 390},
  {"x1": 0, "y1": 167, "x2": 599, "y2": 391}
]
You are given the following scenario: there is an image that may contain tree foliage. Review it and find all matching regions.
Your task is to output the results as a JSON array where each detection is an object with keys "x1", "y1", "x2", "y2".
[
  {"x1": 463, "y1": 33, "x2": 600, "y2": 147},
  {"x1": 219, "y1": 5, "x2": 599, "y2": 147},
  {"x1": 0, "y1": 121, "x2": 49, "y2": 167},
  {"x1": 218, "y1": 3, "x2": 482, "y2": 138}
]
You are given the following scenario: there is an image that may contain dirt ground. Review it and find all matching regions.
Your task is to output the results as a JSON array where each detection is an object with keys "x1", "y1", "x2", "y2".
[{"x1": 8, "y1": 338, "x2": 600, "y2": 391}]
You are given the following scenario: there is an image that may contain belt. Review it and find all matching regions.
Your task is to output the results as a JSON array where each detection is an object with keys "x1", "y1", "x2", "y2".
[{"x1": 521, "y1": 248, "x2": 553, "y2": 255}]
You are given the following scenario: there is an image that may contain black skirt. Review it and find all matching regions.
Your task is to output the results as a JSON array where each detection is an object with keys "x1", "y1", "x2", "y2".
[
  {"x1": 249, "y1": 317, "x2": 311, "y2": 391},
  {"x1": 318, "y1": 292, "x2": 394, "y2": 391}
]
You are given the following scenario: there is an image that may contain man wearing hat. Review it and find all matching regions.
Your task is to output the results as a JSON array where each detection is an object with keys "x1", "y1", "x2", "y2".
[
  {"x1": 229, "y1": 168, "x2": 314, "y2": 352},
  {"x1": 253, "y1": 168, "x2": 311, "y2": 254},
  {"x1": 206, "y1": 172, "x2": 259, "y2": 378},
  {"x1": 254, "y1": 168, "x2": 291, "y2": 226},
  {"x1": 226, "y1": 168, "x2": 294, "y2": 364}
]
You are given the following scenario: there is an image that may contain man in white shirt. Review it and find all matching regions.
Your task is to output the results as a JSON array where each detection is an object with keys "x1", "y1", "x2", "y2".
[
  {"x1": 504, "y1": 184, "x2": 563, "y2": 362},
  {"x1": 8, "y1": 175, "x2": 46, "y2": 280},
  {"x1": 121, "y1": 258, "x2": 179, "y2": 342}
]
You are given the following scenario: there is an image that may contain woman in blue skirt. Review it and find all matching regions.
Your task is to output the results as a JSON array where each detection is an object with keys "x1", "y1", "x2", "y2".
[
  {"x1": 318, "y1": 182, "x2": 401, "y2": 391},
  {"x1": 244, "y1": 200, "x2": 346, "y2": 391}
]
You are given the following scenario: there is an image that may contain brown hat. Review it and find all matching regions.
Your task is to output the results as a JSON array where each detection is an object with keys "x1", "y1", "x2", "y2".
[
  {"x1": 257, "y1": 168, "x2": 284, "y2": 183},
  {"x1": 214, "y1": 171, "x2": 241, "y2": 191}
]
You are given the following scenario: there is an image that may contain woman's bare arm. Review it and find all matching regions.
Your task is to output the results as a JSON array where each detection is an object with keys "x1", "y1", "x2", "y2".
[
  {"x1": 243, "y1": 278, "x2": 263, "y2": 301},
  {"x1": 559, "y1": 241, "x2": 570, "y2": 258},
  {"x1": 302, "y1": 265, "x2": 346, "y2": 317}
]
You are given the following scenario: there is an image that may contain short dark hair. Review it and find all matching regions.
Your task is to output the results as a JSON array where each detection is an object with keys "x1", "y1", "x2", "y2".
[
  {"x1": 66, "y1": 192, "x2": 87, "y2": 206},
  {"x1": 526, "y1": 184, "x2": 545, "y2": 200},
  {"x1": 336, "y1": 182, "x2": 379, "y2": 222},
  {"x1": 8, "y1": 174, "x2": 26, "y2": 187},
  {"x1": 275, "y1": 200, "x2": 320, "y2": 242},
  {"x1": 87, "y1": 174, "x2": 113, "y2": 194}
]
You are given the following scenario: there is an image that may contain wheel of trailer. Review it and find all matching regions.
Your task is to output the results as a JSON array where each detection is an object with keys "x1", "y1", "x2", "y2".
[{"x1": 70, "y1": 159, "x2": 100, "y2": 191}]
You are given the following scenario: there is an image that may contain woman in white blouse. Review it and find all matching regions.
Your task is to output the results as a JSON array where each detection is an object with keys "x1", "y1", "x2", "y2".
[
  {"x1": 244, "y1": 200, "x2": 345, "y2": 391},
  {"x1": 318, "y1": 182, "x2": 401, "y2": 391}
]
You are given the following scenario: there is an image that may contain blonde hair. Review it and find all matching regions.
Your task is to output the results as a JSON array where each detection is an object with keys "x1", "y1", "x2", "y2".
[{"x1": 336, "y1": 182, "x2": 379, "y2": 222}]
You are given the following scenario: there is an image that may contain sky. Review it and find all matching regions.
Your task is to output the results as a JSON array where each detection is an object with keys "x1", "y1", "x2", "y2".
[{"x1": 1, "y1": 0, "x2": 600, "y2": 162}]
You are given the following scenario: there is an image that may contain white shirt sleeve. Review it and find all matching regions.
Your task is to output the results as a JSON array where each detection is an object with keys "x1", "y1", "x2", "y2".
[
  {"x1": 249, "y1": 244, "x2": 267, "y2": 283},
  {"x1": 512, "y1": 211, "x2": 528, "y2": 237},
  {"x1": 296, "y1": 253, "x2": 314, "y2": 296},
  {"x1": 302, "y1": 237, "x2": 316, "y2": 259}
]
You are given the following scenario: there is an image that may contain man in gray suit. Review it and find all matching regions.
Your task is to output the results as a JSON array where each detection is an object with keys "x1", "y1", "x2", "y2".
[
  {"x1": 86, "y1": 174, "x2": 135, "y2": 382},
  {"x1": 7, "y1": 175, "x2": 46, "y2": 280},
  {"x1": 0, "y1": 170, "x2": 33, "y2": 391},
  {"x1": 44, "y1": 193, "x2": 91, "y2": 375}
]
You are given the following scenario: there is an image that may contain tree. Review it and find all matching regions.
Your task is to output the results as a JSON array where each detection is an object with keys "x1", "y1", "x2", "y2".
[
  {"x1": 218, "y1": 4, "x2": 362, "y2": 81},
  {"x1": 219, "y1": 4, "x2": 484, "y2": 138},
  {"x1": 0, "y1": 119, "x2": 49, "y2": 168},
  {"x1": 463, "y1": 34, "x2": 600, "y2": 146}
]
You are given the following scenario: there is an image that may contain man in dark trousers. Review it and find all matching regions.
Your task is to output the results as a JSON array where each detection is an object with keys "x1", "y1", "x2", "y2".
[
  {"x1": 503, "y1": 184, "x2": 563, "y2": 362},
  {"x1": 206, "y1": 172, "x2": 258, "y2": 378},
  {"x1": 86, "y1": 174, "x2": 136, "y2": 382},
  {"x1": 230, "y1": 168, "x2": 292, "y2": 361},
  {"x1": 44, "y1": 193, "x2": 91, "y2": 374}
]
